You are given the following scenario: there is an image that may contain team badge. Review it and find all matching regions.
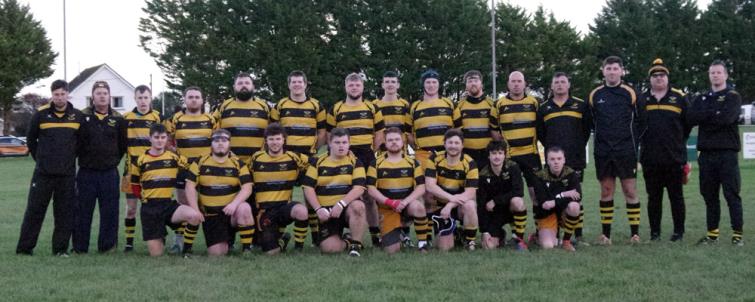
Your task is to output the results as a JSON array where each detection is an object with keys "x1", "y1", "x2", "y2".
[
  {"x1": 717, "y1": 96, "x2": 726, "y2": 102},
  {"x1": 225, "y1": 169, "x2": 234, "y2": 176},
  {"x1": 163, "y1": 160, "x2": 172, "y2": 167},
  {"x1": 303, "y1": 110, "x2": 312, "y2": 118},
  {"x1": 279, "y1": 163, "x2": 288, "y2": 170},
  {"x1": 340, "y1": 166, "x2": 349, "y2": 174},
  {"x1": 400, "y1": 169, "x2": 409, "y2": 177},
  {"x1": 67, "y1": 114, "x2": 76, "y2": 121},
  {"x1": 360, "y1": 112, "x2": 368, "y2": 118},
  {"x1": 108, "y1": 119, "x2": 117, "y2": 127}
]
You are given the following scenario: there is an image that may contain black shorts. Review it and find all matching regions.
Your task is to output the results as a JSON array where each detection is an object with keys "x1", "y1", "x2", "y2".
[
  {"x1": 352, "y1": 146, "x2": 376, "y2": 167},
  {"x1": 464, "y1": 148, "x2": 488, "y2": 170},
  {"x1": 574, "y1": 169, "x2": 584, "y2": 183},
  {"x1": 257, "y1": 203, "x2": 299, "y2": 252},
  {"x1": 429, "y1": 208, "x2": 460, "y2": 237},
  {"x1": 175, "y1": 168, "x2": 190, "y2": 189},
  {"x1": 201, "y1": 206, "x2": 234, "y2": 247},
  {"x1": 595, "y1": 155, "x2": 637, "y2": 180},
  {"x1": 511, "y1": 154, "x2": 542, "y2": 187},
  {"x1": 478, "y1": 206, "x2": 514, "y2": 238},
  {"x1": 319, "y1": 207, "x2": 350, "y2": 240},
  {"x1": 382, "y1": 228, "x2": 403, "y2": 247},
  {"x1": 140, "y1": 200, "x2": 180, "y2": 241}
]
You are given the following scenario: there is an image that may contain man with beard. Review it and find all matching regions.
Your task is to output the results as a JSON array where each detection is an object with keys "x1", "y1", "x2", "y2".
[
  {"x1": 425, "y1": 129, "x2": 479, "y2": 251},
  {"x1": 453, "y1": 70, "x2": 496, "y2": 169},
  {"x1": 130, "y1": 124, "x2": 203, "y2": 256},
  {"x1": 327, "y1": 73, "x2": 384, "y2": 247},
  {"x1": 271, "y1": 70, "x2": 327, "y2": 246},
  {"x1": 248, "y1": 123, "x2": 310, "y2": 253},
  {"x1": 183, "y1": 129, "x2": 255, "y2": 256},
  {"x1": 537, "y1": 72, "x2": 591, "y2": 244},
  {"x1": 366, "y1": 127, "x2": 430, "y2": 254},
  {"x1": 72, "y1": 81, "x2": 127, "y2": 254},
  {"x1": 121, "y1": 85, "x2": 161, "y2": 252},
  {"x1": 302, "y1": 128, "x2": 368, "y2": 256},
  {"x1": 163, "y1": 86, "x2": 216, "y2": 252},
  {"x1": 213, "y1": 72, "x2": 270, "y2": 164}
]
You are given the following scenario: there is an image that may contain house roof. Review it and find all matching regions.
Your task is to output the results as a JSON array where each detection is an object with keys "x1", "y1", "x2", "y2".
[
  {"x1": 68, "y1": 64, "x2": 104, "y2": 92},
  {"x1": 68, "y1": 63, "x2": 135, "y2": 93}
]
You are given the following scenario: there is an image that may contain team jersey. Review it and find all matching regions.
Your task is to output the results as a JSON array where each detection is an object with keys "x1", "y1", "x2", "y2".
[
  {"x1": 424, "y1": 151, "x2": 478, "y2": 203},
  {"x1": 248, "y1": 150, "x2": 309, "y2": 209},
  {"x1": 533, "y1": 166, "x2": 582, "y2": 208},
  {"x1": 327, "y1": 100, "x2": 385, "y2": 149},
  {"x1": 453, "y1": 95, "x2": 497, "y2": 150},
  {"x1": 187, "y1": 155, "x2": 251, "y2": 208},
  {"x1": 495, "y1": 94, "x2": 539, "y2": 157},
  {"x1": 537, "y1": 97, "x2": 592, "y2": 170},
  {"x1": 130, "y1": 150, "x2": 189, "y2": 203},
  {"x1": 588, "y1": 83, "x2": 639, "y2": 157},
  {"x1": 123, "y1": 108, "x2": 161, "y2": 165},
  {"x1": 372, "y1": 98, "x2": 411, "y2": 133},
  {"x1": 271, "y1": 97, "x2": 326, "y2": 155},
  {"x1": 366, "y1": 154, "x2": 424, "y2": 209},
  {"x1": 212, "y1": 97, "x2": 270, "y2": 163},
  {"x1": 164, "y1": 111, "x2": 216, "y2": 162},
  {"x1": 301, "y1": 153, "x2": 366, "y2": 207},
  {"x1": 409, "y1": 98, "x2": 455, "y2": 152}
]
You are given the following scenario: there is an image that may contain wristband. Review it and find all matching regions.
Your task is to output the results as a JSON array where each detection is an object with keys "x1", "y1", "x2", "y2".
[
  {"x1": 385, "y1": 199, "x2": 400, "y2": 210},
  {"x1": 338, "y1": 200, "x2": 347, "y2": 208},
  {"x1": 315, "y1": 207, "x2": 326, "y2": 213}
]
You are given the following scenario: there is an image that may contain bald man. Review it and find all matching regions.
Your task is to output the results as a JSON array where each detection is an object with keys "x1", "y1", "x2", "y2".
[{"x1": 493, "y1": 72, "x2": 541, "y2": 223}]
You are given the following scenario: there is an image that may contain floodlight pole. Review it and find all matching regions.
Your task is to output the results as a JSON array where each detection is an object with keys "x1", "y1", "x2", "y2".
[
  {"x1": 63, "y1": 0, "x2": 67, "y2": 81},
  {"x1": 490, "y1": 0, "x2": 497, "y2": 98}
]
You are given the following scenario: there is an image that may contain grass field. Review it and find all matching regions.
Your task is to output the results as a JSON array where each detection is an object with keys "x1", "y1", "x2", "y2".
[{"x1": 1, "y1": 132, "x2": 755, "y2": 301}]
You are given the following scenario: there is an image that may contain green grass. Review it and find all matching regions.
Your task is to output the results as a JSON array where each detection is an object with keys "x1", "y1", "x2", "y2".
[{"x1": 2, "y1": 128, "x2": 755, "y2": 301}]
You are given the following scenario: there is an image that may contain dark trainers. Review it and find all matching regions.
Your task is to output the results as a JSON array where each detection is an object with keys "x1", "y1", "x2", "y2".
[
  {"x1": 278, "y1": 233, "x2": 292, "y2": 252},
  {"x1": 465, "y1": 240, "x2": 476, "y2": 251},
  {"x1": 650, "y1": 233, "x2": 661, "y2": 241},
  {"x1": 507, "y1": 238, "x2": 528, "y2": 251},
  {"x1": 697, "y1": 237, "x2": 719, "y2": 245},
  {"x1": 670, "y1": 233, "x2": 684, "y2": 242},
  {"x1": 124, "y1": 245, "x2": 134, "y2": 253}
]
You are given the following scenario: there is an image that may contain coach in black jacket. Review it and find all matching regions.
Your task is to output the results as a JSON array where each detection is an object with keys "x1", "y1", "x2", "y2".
[
  {"x1": 72, "y1": 81, "x2": 127, "y2": 253},
  {"x1": 688, "y1": 60, "x2": 743, "y2": 246},
  {"x1": 638, "y1": 59, "x2": 691, "y2": 242},
  {"x1": 17, "y1": 80, "x2": 83, "y2": 256}
]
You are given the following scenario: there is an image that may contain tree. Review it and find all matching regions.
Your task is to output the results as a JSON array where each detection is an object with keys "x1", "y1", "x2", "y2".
[
  {"x1": 700, "y1": 0, "x2": 755, "y2": 102},
  {"x1": 0, "y1": 0, "x2": 56, "y2": 135}
]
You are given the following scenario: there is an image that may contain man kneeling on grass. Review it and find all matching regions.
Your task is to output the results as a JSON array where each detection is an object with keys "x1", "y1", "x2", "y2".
[
  {"x1": 532, "y1": 146, "x2": 582, "y2": 252},
  {"x1": 301, "y1": 128, "x2": 367, "y2": 256},
  {"x1": 130, "y1": 124, "x2": 203, "y2": 256},
  {"x1": 183, "y1": 129, "x2": 255, "y2": 257},
  {"x1": 424, "y1": 129, "x2": 479, "y2": 251},
  {"x1": 367, "y1": 127, "x2": 430, "y2": 254}
]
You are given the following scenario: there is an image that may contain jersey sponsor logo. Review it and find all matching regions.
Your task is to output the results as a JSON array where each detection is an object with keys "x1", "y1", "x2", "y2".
[{"x1": 597, "y1": 98, "x2": 606, "y2": 104}]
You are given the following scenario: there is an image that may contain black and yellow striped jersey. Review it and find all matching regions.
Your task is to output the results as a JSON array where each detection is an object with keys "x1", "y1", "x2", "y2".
[
  {"x1": 372, "y1": 98, "x2": 411, "y2": 133},
  {"x1": 424, "y1": 151, "x2": 478, "y2": 201},
  {"x1": 409, "y1": 98, "x2": 455, "y2": 152},
  {"x1": 301, "y1": 153, "x2": 366, "y2": 207},
  {"x1": 366, "y1": 155, "x2": 424, "y2": 209},
  {"x1": 248, "y1": 150, "x2": 309, "y2": 209},
  {"x1": 164, "y1": 112, "x2": 216, "y2": 162},
  {"x1": 495, "y1": 95, "x2": 539, "y2": 157},
  {"x1": 187, "y1": 154, "x2": 251, "y2": 207},
  {"x1": 453, "y1": 95, "x2": 497, "y2": 150},
  {"x1": 130, "y1": 150, "x2": 189, "y2": 203},
  {"x1": 212, "y1": 97, "x2": 270, "y2": 163},
  {"x1": 327, "y1": 100, "x2": 385, "y2": 149},
  {"x1": 270, "y1": 97, "x2": 326, "y2": 155},
  {"x1": 537, "y1": 97, "x2": 592, "y2": 170},
  {"x1": 123, "y1": 108, "x2": 161, "y2": 165}
]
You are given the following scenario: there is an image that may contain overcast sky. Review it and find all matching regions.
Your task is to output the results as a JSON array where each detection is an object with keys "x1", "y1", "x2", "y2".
[{"x1": 18, "y1": 0, "x2": 712, "y2": 96}]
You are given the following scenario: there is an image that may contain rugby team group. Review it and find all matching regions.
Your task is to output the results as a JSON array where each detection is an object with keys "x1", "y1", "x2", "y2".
[{"x1": 14, "y1": 55, "x2": 744, "y2": 257}]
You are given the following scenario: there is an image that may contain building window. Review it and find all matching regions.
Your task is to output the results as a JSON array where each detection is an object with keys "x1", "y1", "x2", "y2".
[{"x1": 112, "y1": 97, "x2": 123, "y2": 108}]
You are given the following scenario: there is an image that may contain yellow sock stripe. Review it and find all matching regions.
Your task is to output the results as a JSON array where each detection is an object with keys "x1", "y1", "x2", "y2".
[
  {"x1": 414, "y1": 218, "x2": 429, "y2": 241},
  {"x1": 563, "y1": 216, "x2": 579, "y2": 234},
  {"x1": 707, "y1": 229, "x2": 720, "y2": 237},
  {"x1": 293, "y1": 227, "x2": 308, "y2": 243},
  {"x1": 464, "y1": 227, "x2": 477, "y2": 241},
  {"x1": 577, "y1": 209, "x2": 585, "y2": 228},
  {"x1": 600, "y1": 206, "x2": 614, "y2": 224},
  {"x1": 238, "y1": 227, "x2": 255, "y2": 245}
]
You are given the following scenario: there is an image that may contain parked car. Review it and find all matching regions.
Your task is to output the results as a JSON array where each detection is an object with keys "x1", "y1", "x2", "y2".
[{"x1": 0, "y1": 136, "x2": 30, "y2": 157}]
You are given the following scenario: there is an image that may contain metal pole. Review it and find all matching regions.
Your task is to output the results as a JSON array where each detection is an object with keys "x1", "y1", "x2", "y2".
[
  {"x1": 490, "y1": 0, "x2": 497, "y2": 98},
  {"x1": 63, "y1": 0, "x2": 67, "y2": 81}
]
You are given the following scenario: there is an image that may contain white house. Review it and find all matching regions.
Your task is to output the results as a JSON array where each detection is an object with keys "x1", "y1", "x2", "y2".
[{"x1": 68, "y1": 64, "x2": 136, "y2": 114}]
